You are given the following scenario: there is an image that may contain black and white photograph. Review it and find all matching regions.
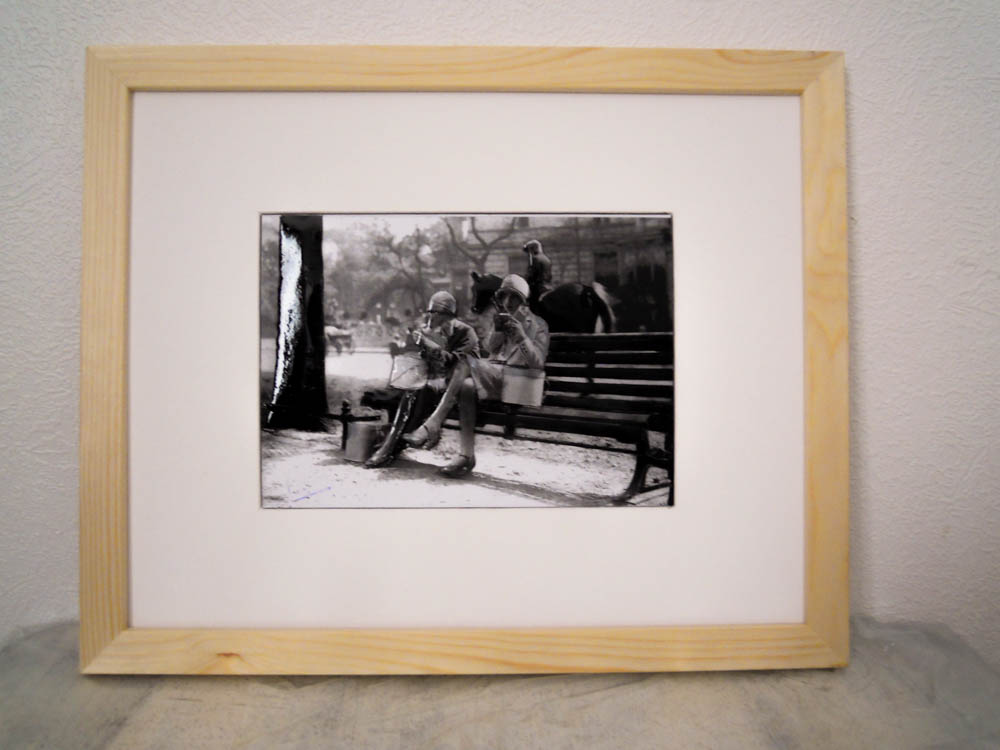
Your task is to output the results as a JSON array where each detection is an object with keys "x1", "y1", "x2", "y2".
[{"x1": 260, "y1": 213, "x2": 673, "y2": 508}]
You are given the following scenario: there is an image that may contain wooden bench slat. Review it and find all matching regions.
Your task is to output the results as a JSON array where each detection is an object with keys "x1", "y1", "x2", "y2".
[
  {"x1": 546, "y1": 350, "x2": 672, "y2": 365},
  {"x1": 545, "y1": 380, "x2": 672, "y2": 398},
  {"x1": 478, "y1": 411, "x2": 642, "y2": 441},
  {"x1": 545, "y1": 365, "x2": 674, "y2": 380},
  {"x1": 548, "y1": 332, "x2": 673, "y2": 351},
  {"x1": 481, "y1": 403, "x2": 650, "y2": 423},
  {"x1": 541, "y1": 393, "x2": 672, "y2": 415},
  {"x1": 515, "y1": 415, "x2": 640, "y2": 440}
]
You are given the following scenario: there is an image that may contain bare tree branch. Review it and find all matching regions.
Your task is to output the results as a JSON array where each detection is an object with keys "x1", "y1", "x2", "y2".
[
  {"x1": 470, "y1": 216, "x2": 518, "y2": 249},
  {"x1": 444, "y1": 219, "x2": 482, "y2": 268},
  {"x1": 468, "y1": 216, "x2": 489, "y2": 250},
  {"x1": 369, "y1": 232, "x2": 418, "y2": 282},
  {"x1": 443, "y1": 216, "x2": 523, "y2": 273},
  {"x1": 365, "y1": 276, "x2": 423, "y2": 314}
]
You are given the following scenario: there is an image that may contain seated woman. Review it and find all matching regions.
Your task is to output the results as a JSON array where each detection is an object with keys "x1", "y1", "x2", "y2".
[
  {"x1": 403, "y1": 274, "x2": 549, "y2": 478},
  {"x1": 364, "y1": 291, "x2": 478, "y2": 468}
]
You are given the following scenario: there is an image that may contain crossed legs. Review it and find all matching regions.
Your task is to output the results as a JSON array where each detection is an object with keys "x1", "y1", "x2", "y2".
[{"x1": 403, "y1": 359, "x2": 478, "y2": 476}]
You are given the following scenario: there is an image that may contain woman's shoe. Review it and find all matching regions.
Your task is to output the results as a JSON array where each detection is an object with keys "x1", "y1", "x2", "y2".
[
  {"x1": 424, "y1": 425, "x2": 442, "y2": 450},
  {"x1": 439, "y1": 455, "x2": 476, "y2": 478},
  {"x1": 403, "y1": 423, "x2": 440, "y2": 449},
  {"x1": 364, "y1": 440, "x2": 399, "y2": 468}
]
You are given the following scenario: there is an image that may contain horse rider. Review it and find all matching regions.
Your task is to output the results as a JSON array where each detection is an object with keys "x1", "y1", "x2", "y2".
[
  {"x1": 365, "y1": 291, "x2": 478, "y2": 468},
  {"x1": 403, "y1": 274, "x2": 549, "y2": 478},
  {"x1": 522, "y1": 239, "x2": 552, "y2": 314}
]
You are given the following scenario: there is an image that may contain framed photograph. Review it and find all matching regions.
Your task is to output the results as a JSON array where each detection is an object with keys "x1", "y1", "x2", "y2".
[
  {"x1": 81, "y1": 46, "x2": 847, "y2": 673},
  {"x1": 260, "y1": 212, "x2": 673, "y2": 508}
]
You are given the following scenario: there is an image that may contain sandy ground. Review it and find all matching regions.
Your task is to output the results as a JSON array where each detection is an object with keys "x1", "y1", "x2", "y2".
[
  {"x1": 260, "y1": 341, "x2": 671, "y2": 508},
  {"x1": 261, "y1": 426, "x2": 671, "y2": 508}
]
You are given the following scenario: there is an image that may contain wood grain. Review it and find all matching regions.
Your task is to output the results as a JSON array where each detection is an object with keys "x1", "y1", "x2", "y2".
[
  {"x1": 801, "y1": 54, "x2": 850, "y2": 663},
  {"x1": 84, "y1": 624, "x2": 840, "y2": 675},
  {"x1": 88, "y1": 46, "x2": 838, "y2": 94},
  {"x1": 80, "y1": 48, "x2": 131, "y2": 670},
  {"x1": 80, "y1": 46, "x2": 848, "y2": 674}
]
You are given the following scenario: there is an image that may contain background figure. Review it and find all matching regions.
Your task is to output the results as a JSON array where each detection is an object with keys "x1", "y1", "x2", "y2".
[
  {"x1": 365, "y1": 291, "x2": 478, "y2": 468},
  {"x1": 522, "y1": 239, "x2": 552, "y2": 315},
  {"x1": 404, "y1": 275, "x2": 549, "y2": 477}
]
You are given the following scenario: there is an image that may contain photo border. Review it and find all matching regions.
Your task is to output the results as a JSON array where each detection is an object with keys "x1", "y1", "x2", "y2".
[{"x1": 81, "y1": 46, "x2": 847, "y2": 673}]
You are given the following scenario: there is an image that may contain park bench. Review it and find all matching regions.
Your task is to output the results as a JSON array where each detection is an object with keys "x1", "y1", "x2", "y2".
[
  {"x1": 324, "y1": 326, "x2": 355, "y2": 355},
  {"x1": 468, "y1": 331, "x2": 674, "y2": 504}
]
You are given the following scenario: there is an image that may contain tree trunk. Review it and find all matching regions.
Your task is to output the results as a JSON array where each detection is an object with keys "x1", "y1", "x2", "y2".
[{"x1": 266, "y1": 214, "x2": 328, "y2": 429}]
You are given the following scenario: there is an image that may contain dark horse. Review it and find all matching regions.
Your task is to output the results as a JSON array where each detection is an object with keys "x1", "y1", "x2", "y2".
[{"x1": 469, "y1": 272, "x2": 615, "y2": 333}]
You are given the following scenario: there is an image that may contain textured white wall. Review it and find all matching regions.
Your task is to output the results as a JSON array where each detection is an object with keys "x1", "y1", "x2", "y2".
[{"x1": 1, "y1": 1, "x2": 997, "y2": 664}]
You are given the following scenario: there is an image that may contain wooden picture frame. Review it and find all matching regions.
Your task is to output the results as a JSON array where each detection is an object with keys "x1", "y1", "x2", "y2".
[{"x1": 81, "y1": 46, "x2": 847, "y2": 674}]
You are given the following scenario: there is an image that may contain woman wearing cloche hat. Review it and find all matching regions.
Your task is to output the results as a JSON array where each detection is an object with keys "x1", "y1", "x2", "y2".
[
  {"x1": 403, "y1": 274, "x2": 549, "y2": 478},
  {"x1": 364, "y1": 290, "x2": 479, "y2": 468}
]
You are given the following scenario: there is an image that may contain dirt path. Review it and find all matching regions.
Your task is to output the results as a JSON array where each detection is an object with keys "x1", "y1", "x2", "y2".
[{"x1": 261, "y1": 426, "x2": 670, "y2": 508}]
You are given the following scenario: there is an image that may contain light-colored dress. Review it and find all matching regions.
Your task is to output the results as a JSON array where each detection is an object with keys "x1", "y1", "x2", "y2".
[{"x1": 467, "y1": 312, "x2": 549, "y2": 400}]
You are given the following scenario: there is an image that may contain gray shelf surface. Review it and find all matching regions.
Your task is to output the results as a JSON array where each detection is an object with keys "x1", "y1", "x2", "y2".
[{"x1": 2, "y1": 617, "x2": 998, "y2": 748}]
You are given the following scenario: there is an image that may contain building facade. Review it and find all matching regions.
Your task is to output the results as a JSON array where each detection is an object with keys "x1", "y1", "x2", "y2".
[{"x1": 442, "y1": 214, "x2": 673, "y2": 332}]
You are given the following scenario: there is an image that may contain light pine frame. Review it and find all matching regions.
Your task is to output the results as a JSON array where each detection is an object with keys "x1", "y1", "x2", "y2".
[{"x1": 81, "y1": 46, "x2": 848, "y2": 674}]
